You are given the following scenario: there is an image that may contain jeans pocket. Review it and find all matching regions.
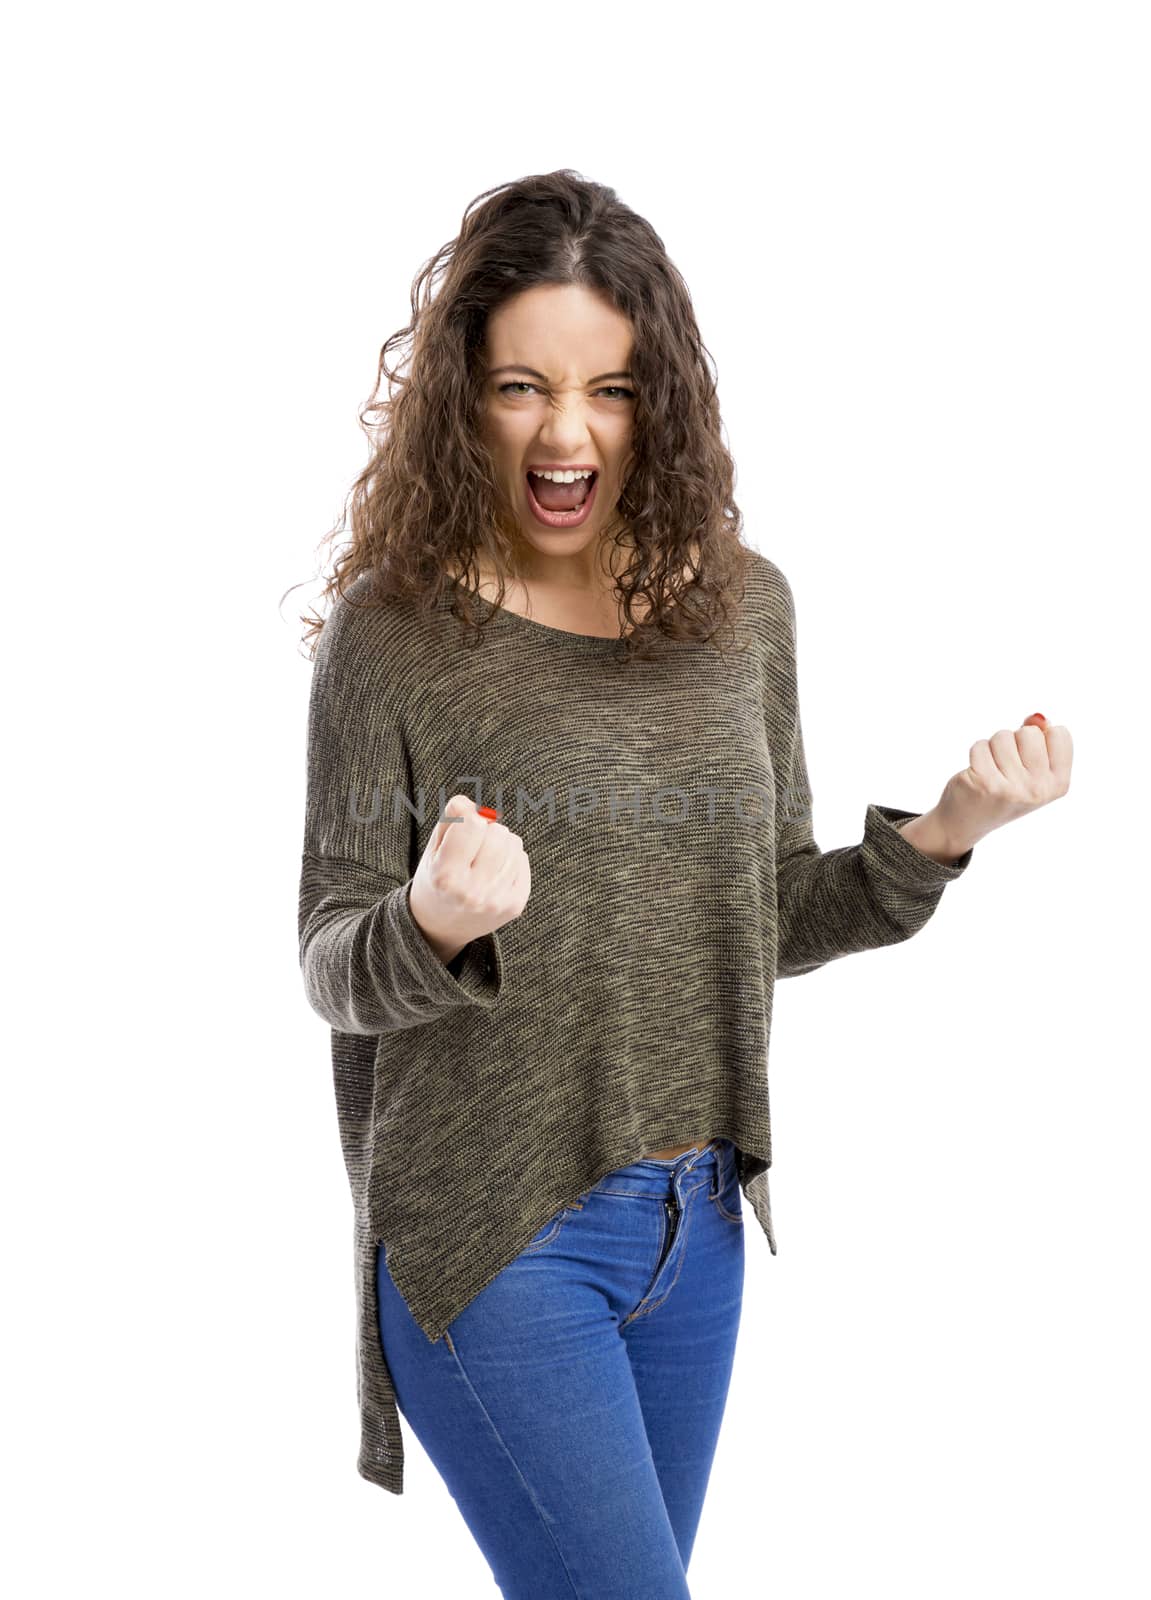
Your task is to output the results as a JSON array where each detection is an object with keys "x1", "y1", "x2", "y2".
[
  {"x1": 710, "y1": 1151, "x2": 744, "y2": 1224},
  {"x1": 520, "y1": 1202, "x2": 574, "y2": 1255}
]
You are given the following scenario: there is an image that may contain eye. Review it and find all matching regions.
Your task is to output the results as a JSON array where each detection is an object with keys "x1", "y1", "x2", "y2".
[{"x1": 495, "y1": 382, "x2": 636, "y2": 400}]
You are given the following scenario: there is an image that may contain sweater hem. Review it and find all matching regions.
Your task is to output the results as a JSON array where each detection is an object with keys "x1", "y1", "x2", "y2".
[{"x1": 377, "y1": 1130, "x2": 776, "y2": 1343}]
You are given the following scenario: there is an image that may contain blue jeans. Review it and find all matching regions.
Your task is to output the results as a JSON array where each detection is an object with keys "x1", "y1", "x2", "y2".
[{"x1": 375, "y1": 1137, "x2": 745, "y2": 1598}]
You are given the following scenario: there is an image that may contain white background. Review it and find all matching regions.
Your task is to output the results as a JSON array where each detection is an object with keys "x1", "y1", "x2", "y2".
[{"x1": 5, "y1": 2, "x2": 1147, "y2": 1595}]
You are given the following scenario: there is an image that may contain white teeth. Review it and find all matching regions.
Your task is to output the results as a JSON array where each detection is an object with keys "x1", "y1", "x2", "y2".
[{"x1": 528, "y1": 468, "x2": 594, "y2": 482}]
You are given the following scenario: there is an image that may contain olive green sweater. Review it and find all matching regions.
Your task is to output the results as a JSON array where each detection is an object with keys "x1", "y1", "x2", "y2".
[{"x1": 297, "y1": 548, "x2": 974, "y2": 1495}]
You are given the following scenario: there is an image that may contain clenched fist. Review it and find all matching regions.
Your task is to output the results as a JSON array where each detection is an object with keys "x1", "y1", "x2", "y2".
[
  {"x1": 407, "y1": 794, "x2": 532, "y2": 966},
  {"x1": 928, "y1": 711, "x2": 1073, "y2": 856}
]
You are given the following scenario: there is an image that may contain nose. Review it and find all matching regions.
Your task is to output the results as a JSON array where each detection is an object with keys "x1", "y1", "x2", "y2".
[
  {"x1": 535, "y1": 414, "x2": 594, "y2": 457},
  {"x1": 537, "y1": 390, "x2": 599, "y2": 431}
]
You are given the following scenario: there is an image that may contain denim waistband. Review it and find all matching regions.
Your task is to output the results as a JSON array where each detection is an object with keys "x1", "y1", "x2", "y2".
[{"x1": 587, "y1": 1137, "x2": 734, "y2": 1202}]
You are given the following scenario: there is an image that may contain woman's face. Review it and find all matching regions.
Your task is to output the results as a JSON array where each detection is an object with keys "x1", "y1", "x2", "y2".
[{"x1": 479, "y1": 283, "x2": 637, "y2": 573}]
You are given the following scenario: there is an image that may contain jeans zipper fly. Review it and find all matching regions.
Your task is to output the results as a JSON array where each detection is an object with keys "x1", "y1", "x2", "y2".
[{"x1": 657, "y1": 1195, "x2": 677, "y2": 1275}]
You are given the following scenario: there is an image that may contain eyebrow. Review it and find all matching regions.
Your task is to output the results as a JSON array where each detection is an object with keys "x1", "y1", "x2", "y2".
[{"x1": 487, "y1": 365, "x2": 634, "y2": 385}]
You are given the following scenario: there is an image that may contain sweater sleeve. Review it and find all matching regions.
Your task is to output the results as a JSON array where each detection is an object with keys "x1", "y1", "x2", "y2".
[
  {"x1": 297, "y1": 590, "x2": 504, "y2": 1035},
  {"x1": 762, "y1": 563, "x2": 974, "y2": 980}
]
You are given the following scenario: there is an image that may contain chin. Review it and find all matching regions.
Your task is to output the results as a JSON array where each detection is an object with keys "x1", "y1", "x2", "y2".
[{"x1": 519, "y1": 526, "x2": 602, "y2": 552}]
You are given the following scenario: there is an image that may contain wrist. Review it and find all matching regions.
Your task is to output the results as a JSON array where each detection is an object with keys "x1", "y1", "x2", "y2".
[
  {"x1": 895, "y1": 809, "x2": 971, "y2": 866},
  {"x1": 405, "y1": 883, "x2": 466, "y2": 966}
]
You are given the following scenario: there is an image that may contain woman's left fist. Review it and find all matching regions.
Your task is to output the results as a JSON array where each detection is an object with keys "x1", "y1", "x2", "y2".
[{"x1": 931, "y1": 712, "x2": 1073, "y2": 853}]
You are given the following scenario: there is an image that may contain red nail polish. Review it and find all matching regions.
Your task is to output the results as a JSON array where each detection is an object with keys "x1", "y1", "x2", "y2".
[{"x1": 477, "y1": 805, "x2": 499, "y2": 820}]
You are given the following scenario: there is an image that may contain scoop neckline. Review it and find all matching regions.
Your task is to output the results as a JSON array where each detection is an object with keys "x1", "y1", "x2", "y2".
[{"x1": 446, "y1": 577, "x2": 632, "y2": 650}]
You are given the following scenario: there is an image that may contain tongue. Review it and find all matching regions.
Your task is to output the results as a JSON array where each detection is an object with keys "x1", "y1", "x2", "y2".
[{"x1": 531, "y1": 474, "x2": 591, "y2": 511}]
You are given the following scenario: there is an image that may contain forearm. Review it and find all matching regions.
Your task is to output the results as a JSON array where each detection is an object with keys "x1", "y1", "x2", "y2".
[
  {"x1": 774, "y1": 803, "x2": 974, "y2": 977},
  {"x1": 298, "y1": 854, "x2": 501, "y2": 1033}
]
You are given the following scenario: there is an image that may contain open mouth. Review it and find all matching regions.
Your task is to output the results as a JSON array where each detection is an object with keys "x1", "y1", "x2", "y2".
[
  {"x1": 526, "y1": 470, "x2": 597, "y2": 512},
  {"x1": 524, "y1": 470, "x2": 600, "y2": 528}
]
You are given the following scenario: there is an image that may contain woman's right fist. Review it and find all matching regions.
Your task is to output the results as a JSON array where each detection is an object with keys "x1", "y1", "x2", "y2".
[{"x1": 407, "y1": 793, "x2": 531, "y2": 965}]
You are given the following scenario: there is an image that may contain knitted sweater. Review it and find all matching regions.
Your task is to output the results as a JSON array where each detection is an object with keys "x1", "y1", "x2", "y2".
[{"x1": 296, "y1": 548, "x2": 974, "y2": 1495}]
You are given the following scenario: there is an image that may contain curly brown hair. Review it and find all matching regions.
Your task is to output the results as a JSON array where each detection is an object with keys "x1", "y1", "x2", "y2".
[{"x1": 285, "y1": 168, "x2": 755, "y2": 663}]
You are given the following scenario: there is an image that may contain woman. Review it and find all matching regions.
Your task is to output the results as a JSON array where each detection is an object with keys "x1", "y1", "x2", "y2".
[{"x1": 295, "y1": 169, "x2": 1071, "y2": 1596}]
